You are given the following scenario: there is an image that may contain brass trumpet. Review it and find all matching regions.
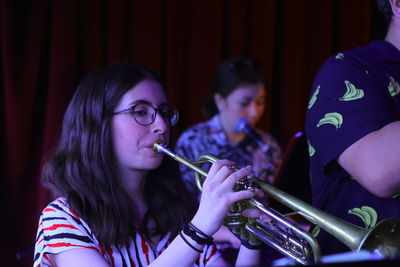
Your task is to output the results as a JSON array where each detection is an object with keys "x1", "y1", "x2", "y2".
[{"x1": 153, "y1": 142, "x2": 400, "y2": 265}]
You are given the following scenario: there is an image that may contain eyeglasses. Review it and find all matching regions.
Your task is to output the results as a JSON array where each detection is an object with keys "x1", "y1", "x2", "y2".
[{"x1": 112, "y1": 102, "x2": 179, "y2": 126}]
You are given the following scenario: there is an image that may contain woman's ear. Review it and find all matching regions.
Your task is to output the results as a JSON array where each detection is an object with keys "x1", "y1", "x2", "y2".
[
  {"x1": 389, "y1": 0, "x2": 400, "y2": 18},
  {"x1": 214, "y1": 93, "x2": 224, "y2": 112}
]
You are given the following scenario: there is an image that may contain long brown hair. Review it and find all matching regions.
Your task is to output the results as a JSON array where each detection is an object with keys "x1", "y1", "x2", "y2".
[{"x1": 42, "y1": 64, "x2": 197, "y2": 247}]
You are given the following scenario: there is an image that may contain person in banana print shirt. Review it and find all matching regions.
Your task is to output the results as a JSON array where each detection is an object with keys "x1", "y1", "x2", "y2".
[{"x1": 305, "y1": 0, "x2": 400, "y2": 256}]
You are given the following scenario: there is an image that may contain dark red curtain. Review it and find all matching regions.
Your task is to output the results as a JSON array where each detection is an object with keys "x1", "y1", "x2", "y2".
[{"x1": 1, "y1": 0, "x2": 385, "y2": 266}]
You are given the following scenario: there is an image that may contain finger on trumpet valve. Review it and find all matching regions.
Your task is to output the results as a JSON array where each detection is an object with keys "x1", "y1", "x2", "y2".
[
  {"x1": 249, "y1": 232, "x2": 260, "y2": 247},
  {"x1": 240, "y1": 225, "x2": 249, "y2": 241},
  {"x1": 247, "y1": 219, "x2": 261, "y2": 247},
  {"x1": 225, "y1": 209, "x2": 243, "y2": 232}
]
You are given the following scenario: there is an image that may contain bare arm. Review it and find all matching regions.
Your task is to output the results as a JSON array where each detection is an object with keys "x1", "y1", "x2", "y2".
[
  {"x1": 236, "y1": 246, "x2": 262, "y2": 267},
  {"x1": 49, "y1": 249, "x2": 110, "y2": 267},
  {"x1": 338, "y1": 121, "x2": 400, "y2": 197}
]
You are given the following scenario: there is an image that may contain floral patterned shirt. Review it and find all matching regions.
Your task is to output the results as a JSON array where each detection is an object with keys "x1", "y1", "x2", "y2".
[{"x1": 175, "y1": 115, "x2": 282, "y2": 200}]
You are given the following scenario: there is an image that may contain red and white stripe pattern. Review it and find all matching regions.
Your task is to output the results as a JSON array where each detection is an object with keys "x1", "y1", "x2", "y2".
[{"x1": 34, "y1": 197, "x2": 221, "y2": 267}]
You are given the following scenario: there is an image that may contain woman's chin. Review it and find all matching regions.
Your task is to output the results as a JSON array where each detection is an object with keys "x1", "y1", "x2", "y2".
[{"x1": 141, "y1": 159, "x2": 163, "y2": 170}]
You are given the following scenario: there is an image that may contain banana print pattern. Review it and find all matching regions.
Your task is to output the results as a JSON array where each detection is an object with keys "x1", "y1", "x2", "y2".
[
  {"x1": 388, "y1": 76, "x2": 400, "y2": 97},
  {"x1": 339, "y1": 80, "x2": 364, "y2": 101},
  {"x1": 308, "y1": 85, "x2": 320, "y2": 109},
  {"x1": 335, "y1": 53, "x2": 344, "y2": 60},
  {"x1": 317, "y1": 112, "x2": 343, "y2": 129},
  {"x1": 307, "y1": 140, "x2": 315, "y2": 157},
  {"x1": 348, "y1": 206, "x2": 378, "y2": 229},
  {"x1": 307, "y1": 42, "x2": 400, "y2": 252}
]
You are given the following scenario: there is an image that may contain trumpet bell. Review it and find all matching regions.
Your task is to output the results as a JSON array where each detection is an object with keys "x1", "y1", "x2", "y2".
[{"x1": 360, "y1": 218, "x2": 400, "y2": 258}]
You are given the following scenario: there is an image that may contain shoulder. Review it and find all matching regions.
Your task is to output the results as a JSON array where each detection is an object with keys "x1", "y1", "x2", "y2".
[
  {"x1": 321, "y1": 41, "x2": 385, "y2": 66},
  {"x1": 177, "y1": 119, "x2": 214, "y2": 145},
  {"x1": 315, "y1": 41, "x2": 393, "y2": 83},
  {"x1": 39, "y1": 198, "x2": 86, "y2": 227},
  {"x1": 34, "y1": 198, "x2": 101, "y2": 266},
  {"x1": 37, "y1": 197, "x2": 96, "y2": 241},
  {"x1": 41, "y1": 197, "x2": 73, "y2": 215},
  {"x1": 308, "y1": 42, "x2": 397, "y2": 108},
  {"x1": 315, "y1": 50, "x2": 366, "y2": 83}
]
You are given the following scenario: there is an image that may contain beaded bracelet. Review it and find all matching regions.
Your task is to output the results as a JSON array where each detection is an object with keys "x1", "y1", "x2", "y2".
[
  {"x1": 183, "y1": 222, "x2": 214, "y2": 245},
  {"x1": 179, "y1": 231, "x2": 203, "y2": 253}
]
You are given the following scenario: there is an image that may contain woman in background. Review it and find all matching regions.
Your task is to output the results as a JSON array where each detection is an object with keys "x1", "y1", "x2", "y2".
[
  {"x1": 34, "y1": 64, "x2": 263, "y2": 267},
  {"x1": 175, "y1": 57, "x2": 282, "y2": 262},
  {"x1": 176, "y1": 57, "x2": 281, "y2": 200}
]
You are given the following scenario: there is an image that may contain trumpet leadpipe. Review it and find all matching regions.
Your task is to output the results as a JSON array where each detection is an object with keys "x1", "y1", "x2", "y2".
[{"x1": 153, "y1": 142, "x2": 208, "y2": 177}]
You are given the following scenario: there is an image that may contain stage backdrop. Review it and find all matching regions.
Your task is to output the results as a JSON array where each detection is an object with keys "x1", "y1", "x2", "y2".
[{"x1": 0, "y1": 0, "x2": 385, "y2": 266}]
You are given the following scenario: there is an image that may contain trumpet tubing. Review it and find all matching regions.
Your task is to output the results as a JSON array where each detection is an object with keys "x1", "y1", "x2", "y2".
[{"x1": 153, "y1": 142, "x2": 400, "y2": 264}]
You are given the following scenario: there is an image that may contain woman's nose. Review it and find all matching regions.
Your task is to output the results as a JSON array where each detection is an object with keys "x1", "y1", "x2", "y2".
[{"x1": 151, "y1": 112, "x2": 169, "y2": 133}]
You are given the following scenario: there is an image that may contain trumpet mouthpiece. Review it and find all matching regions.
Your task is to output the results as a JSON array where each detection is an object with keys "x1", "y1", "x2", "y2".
[
  {"x1": 152, "y1": 142, "x2": 177, "y2": 159},
  {"x1": 153, "y1": 141, "x2": 163, "y2": 153}
]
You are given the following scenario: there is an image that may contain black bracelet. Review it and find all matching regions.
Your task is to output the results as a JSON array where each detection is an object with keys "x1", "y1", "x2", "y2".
[
  {"x1": 188, "y1": 222, "x2": 210, "y2": 239},
  {"x1": 183, "y1": 222, "x2": 214, "y2": 245},
  {"x1": 179, "y1": 231, "x2": 203, "y2": 253}
]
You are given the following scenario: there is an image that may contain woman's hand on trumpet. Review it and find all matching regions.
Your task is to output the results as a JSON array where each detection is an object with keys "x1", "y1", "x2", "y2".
[{"x1": 191, "y1": 160, "x2": 264, "y2": 238}]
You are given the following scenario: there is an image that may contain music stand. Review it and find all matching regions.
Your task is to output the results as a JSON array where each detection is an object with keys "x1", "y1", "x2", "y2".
[{"x1": 269, "y1": 131, "x2": 312, "y2": 214}]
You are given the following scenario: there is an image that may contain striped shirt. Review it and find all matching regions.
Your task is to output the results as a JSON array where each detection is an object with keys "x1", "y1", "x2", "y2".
[{"x1": 34, "y1": 198, "x2": 221, "y2": 267}]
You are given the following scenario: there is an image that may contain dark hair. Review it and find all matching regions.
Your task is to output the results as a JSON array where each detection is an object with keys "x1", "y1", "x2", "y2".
[
  {"x1": 42, "y1": 64, "x2": 197, "y2": 247},
  {"x1": 376, "y1": 0, "x2": 392, "y2": 23},
  {"x1": 203, "y1": 57, "x2": 266, "y2": 119}
]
